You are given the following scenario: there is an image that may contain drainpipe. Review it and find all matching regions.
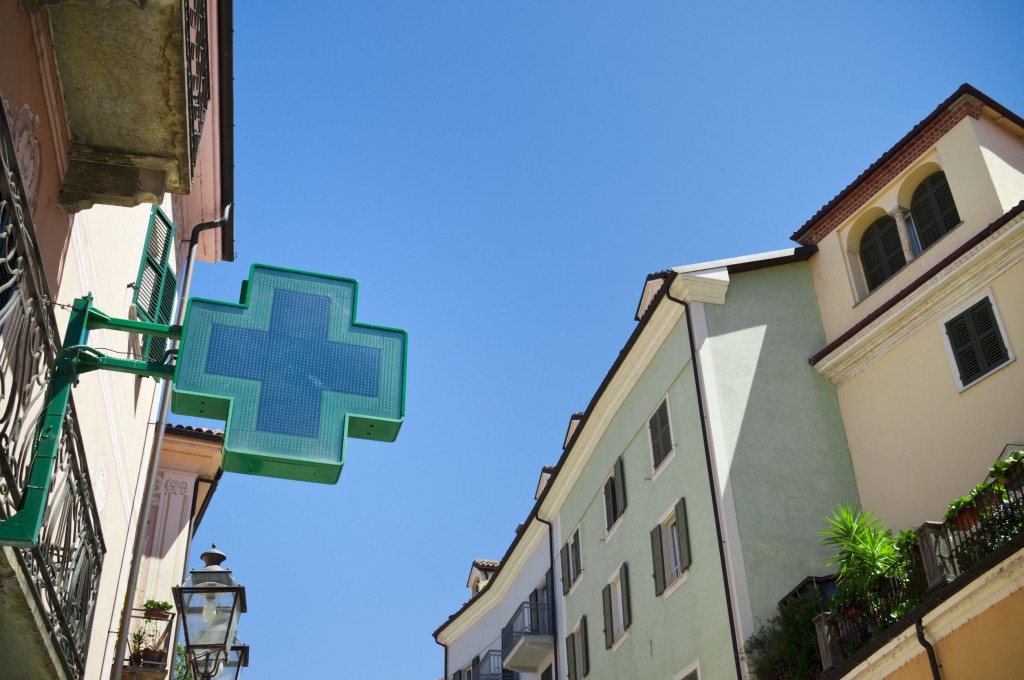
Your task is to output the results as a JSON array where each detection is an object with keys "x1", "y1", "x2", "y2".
[
  {"x1": 915, "y1": 619, "x2": 942, "y2": 680},
  {"x1": 111, "y1": 206, "x2": 231, "y2": 680},
  {"x1": 664, "y1": 284, "x2": 744, "y2": 680},
  {"x1": 435, "y1": 638, "x2": 449, "y2": 680},
  {"x1": 537, "y1": 515, "x2": 560, "y2": 680}
]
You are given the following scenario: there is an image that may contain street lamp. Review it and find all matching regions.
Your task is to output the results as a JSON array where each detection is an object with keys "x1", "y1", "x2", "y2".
[{"x1": 173, "y1": 544, "x2": 248, "y2": 680}]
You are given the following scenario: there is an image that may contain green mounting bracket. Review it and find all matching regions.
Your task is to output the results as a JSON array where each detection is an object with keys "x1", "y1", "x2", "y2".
[{"x1": 0, "y1": 294, "x2": 176, "y2": 548}]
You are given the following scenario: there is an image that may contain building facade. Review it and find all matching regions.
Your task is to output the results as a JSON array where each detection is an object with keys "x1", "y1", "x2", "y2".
[{"x1": 0, "y1": 2, "x2": 234, "y2": 678}]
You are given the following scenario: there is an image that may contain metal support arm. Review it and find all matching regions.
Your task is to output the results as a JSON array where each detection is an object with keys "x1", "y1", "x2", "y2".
[{"x1": 0, "y1": 294, "x2": 176, "y2": 547}]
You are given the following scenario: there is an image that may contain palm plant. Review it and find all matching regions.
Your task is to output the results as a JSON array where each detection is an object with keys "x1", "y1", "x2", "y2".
[{"x1": 820, "y1": 504, "x2": 902, "y2": 613}]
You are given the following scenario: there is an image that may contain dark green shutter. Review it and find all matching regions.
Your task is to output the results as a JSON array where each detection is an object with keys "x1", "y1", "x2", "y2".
[
  {"x1": 946, "y1": 298, "x2": 1009, "y2": 385},
  {"x1": 472, "y1": 656, "x2": 479, "y2": 675},
  {"x1": 604, "y1": 477, "x2": 616, "y2": 529},
  {"x1": 911, "y1": 171, "x2": 960, "y2": 250},
  {"x1": 649, "y1": 400, "x2": 672, "y2": 468},
  {"x1": 651, "y1": 525, "x2": 666, "y2": 595},
  {"x1": 602, "y1": 584, "x2": 613, "y2": 649},
  {"x1": 580, "y1": 616, "x2": 590, "y2": 676},
  {"x1": 620, "y1": 563, "x2": 631, "y2": 629},
  {"x1": 134, "y1": 207, "x2": 177, "y2": 363},
  {"x1": 560, "y1": 544, "x2": 571, "y2": 594},
  {"x1": 454, "y1": 671, "x2": 463, "y2": 680},
  {"x1": 565, "y1": 631, "x2": 576, "y2": 680},
  {"x1": 675, "y1": 498, "x2": 691, "y2": 573},
  {"x1": 860, "y1": 215, "x2": 906, "y2": 291},
  {"x1": 545, "y1": 568, "x2": 554, "y2": 602},
  {"x1": 614, "y1": 456, "x2": 627, "y2": 516}
]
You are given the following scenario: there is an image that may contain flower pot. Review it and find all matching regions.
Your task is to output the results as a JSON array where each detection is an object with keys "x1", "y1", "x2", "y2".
[
  {"x1": 129, "y1": 652, "x2": 143, "y2": 667},
  {"x1": 144, "y1": 606, "x2": 170, "y2": 620},
  {"x1": 951, "y1": 506, "x2": 981, "y2": 532},
  {"x1": 141, "y1": 648, "x2": 167, "y2": 664}
]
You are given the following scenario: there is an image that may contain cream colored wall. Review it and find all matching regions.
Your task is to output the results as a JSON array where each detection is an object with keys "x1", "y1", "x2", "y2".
[
  {"x1": 835, "y1": 259, "x2": 1024, "y2": 530},
  {"x1": 52, "y1": 198, "x2": 178, "y2": 679},
  {"x1": 809, "y1": 115, "x2": 1021, "y2": 344}
]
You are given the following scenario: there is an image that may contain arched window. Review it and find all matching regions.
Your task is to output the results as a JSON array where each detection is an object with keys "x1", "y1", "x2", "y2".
[
  {"x1": 910, "y1": 171, "x2": 960, "y2": 250},
  {"x1": 860, "y1": 215, "x2": 906, "y2": 291}
]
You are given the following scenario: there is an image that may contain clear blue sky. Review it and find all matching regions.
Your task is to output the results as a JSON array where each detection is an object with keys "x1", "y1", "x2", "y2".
[{"x1": 182, "y1": 1, "x2": 1024, "y2": 677}]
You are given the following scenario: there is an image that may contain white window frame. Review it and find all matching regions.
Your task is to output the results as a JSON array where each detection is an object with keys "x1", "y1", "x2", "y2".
[
  {"x1": 566, "y1": 526, "x2": 583, "y2": 593},
  {"x1": 608, "y1": 569, "x2": 627, "y2": 646},
  {"x1": 571, "y1": 619, "x2": 587, "y2": 679},
  {"x1": 674, "y1": 660, "x2": 701, "y2": 680},
  {"x1": 939, "y1": 289, "x2": 1015, "y2": 392},
  {"x1": 648, "y1": 397, "x2": 676, "y2": 478},
  {"x1": 603, "y1": 464, "x2": 624, "y2": 537},
  {"x1": 657, "y1": 504, "x2": 688, "y2": 597}
]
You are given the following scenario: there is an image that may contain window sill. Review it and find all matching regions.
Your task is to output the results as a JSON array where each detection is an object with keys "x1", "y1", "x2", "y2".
[
  {"x1": 610, "y1": 630, "x2": 629, "y2": 653},
  {"x1": 566, "y1": 572, "x2": 584, "y2": 598},
  {"x1": 661, "y1": 569, "x2": 689, "y2": 599},
  {"x1": 956, "y1": 357, "x2": 1015, "y2": 393},
  {"x1": 605, "y1": 516, "x2": 623, "y2": 541},
  {"x1": 651, "y1": 450, "x2": 676, "y2": 482}
]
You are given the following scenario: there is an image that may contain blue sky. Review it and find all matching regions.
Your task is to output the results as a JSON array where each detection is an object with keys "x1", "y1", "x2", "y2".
[{"x1": 182, "y1": 1, "x2": 1024, "y2": 677}]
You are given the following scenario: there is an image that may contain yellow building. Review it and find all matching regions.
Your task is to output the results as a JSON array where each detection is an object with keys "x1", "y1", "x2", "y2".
[
  {"x1": 0, "y1": 2, "x2": 234, "y2": 679},
  {"x1": 793, "y1": 84, "x2": 1024, "y2": 532}
]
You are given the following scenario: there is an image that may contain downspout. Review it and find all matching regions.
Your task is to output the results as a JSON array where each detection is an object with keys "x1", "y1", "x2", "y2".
[
  {"x1": 664, "y1": 283, "x2": 744, "y2": 680},
  {"x1": 915, "y1": 620, "x2": 942, "y2": 680},
  {"x1": 434, "y1": 638, "x2": 448, "y2": 680},
  {"x1": 537, "y1": 515, "x2": 560, "y2": 680},
  {"x1": 111, "y1": 207, "x2": 231, "y2": 680}
]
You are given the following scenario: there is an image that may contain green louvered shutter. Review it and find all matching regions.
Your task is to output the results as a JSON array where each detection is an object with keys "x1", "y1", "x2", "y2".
[
  {"x1": 946, "y1": 298, "x2": 1009, "y2": 386},
  {"x1": 454, "y1": 671, "x2": 463, "y2": 680},
  {"x1": 134, "y1": 207, "x2": 177, "y2": 363},
  {"x1": 602, "y1": 584, "x2": 613, "y2": 649},
  {"x1": 614, "y1": 456, "x2": 627, "y2": 516},
  {"x1": 860, "y1": 216, "x2": 906, "y2": 291},
  {"x1": 911, "y1": 171, "x2": 960, "y2": 250},
  {"x1": 580, "y1": 616, "x2": 590, "y2": 676},
  {"x1": 620, "y1": 563, "x2": 631, "y2": 629},
  {"x1": 565, "y1": 631, "x2": 576, "y2": 680},
  {"x1": 603, "y1": 476, "x2": 616, "y2": 529},
  {"x1": 675, "y1": 498, "x2": 691, "y2": 573},
  {"x1": 560, "y1": 544, "x2": 571, "y2": 595},
  {"x1": 650, "y1": 524, "x2": 666, "y2": 596}
]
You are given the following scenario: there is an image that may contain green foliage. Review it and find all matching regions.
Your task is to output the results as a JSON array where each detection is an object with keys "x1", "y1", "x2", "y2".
[
  {"x1": 989, "y1": 450, "x2": 1024, "y2": 482},
  {"x1": 129, "y1": 627, "x2": 151, "y2": 655},
  {"x1": 142, "y1": 598, "x2": 173, "y2": 612},
  {"x1": 820, "y1": 504, "x2": 901, "y2": 607},
  {"x1": 174, "y1": 643, "x2": 193, "y2": 680},
  {"x1": 944, "y1": 481, "x2": 1006, "y2": 522},
  {"x1": 744, "y1": 595, "x2": 822, "y2": 680}
]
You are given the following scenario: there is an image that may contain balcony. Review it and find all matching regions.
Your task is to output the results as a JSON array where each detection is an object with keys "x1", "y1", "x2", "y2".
[
  {"x1": 501, "y1": 601, "x2": 553, "y2": 673},
  {"x1": 472, "y1": 650, "x2": 518, "y2": 680},
  {"x1": 122, "y1": 608, "x2": 177, "y2": 679},
  {"x1": 0, "y1": 99, "x2": 106, "y2": 680},
  {"x1": 21, "y1": 0, "x2": 211, "y2": 211}
]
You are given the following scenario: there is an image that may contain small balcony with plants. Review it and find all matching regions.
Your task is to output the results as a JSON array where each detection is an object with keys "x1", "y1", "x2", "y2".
[
  {"x1": 744, "y1": 448, "x2": 1024, "y2": 680},
  {"x1": 501, "y1": 601, "x2": 554, "y2": 673},
  {"x1": 122, "y1": 599, "x2": 176, "y2": 678}
]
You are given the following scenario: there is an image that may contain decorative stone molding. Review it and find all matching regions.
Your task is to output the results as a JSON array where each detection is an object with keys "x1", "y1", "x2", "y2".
[
  {"x1": 669, "y1": 267, "x2": 730, "y2": 305},
  {"x1": 1, "y1": 100, "x2": 42, "y2": 213},
  {"x1": 815, "y1": 212, "x2": 1024, "y2": 386}
]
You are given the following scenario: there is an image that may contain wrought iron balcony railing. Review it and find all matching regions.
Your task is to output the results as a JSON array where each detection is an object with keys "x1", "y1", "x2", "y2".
[
  {"x1": 501, "y1": 601, "x2": 553, "y2": 658},
  {"x1": 186, "y1": 0, "x2": 211, "y2": 171},
  {"x1": 0, "y1": 98, "x2": 106, "y2": 679},
  {"x1": 472, "y1": 649, "x2": 518, "y2": 680}
]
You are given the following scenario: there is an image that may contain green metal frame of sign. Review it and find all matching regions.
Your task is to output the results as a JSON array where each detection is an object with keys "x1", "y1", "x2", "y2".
[
  {"x1": 0, "y1": 295, "x2": 178, "y2": 548},
  {"x1": 170, "y1": 264, "x2": 407, "y2": 485}
]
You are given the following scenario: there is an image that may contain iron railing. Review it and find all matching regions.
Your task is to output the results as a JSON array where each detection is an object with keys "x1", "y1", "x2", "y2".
[
  {"x1": 185, "y1": 0, "x2": 211, "y2": 170},
  {"x1": 0, "y1": 96, "x2": 106, "y2": 679},
  {"x1": 472, "y1": 650, "x2": 518, "y2": 680},
  {"x1": 501, "y1": 601, "x2": 553, "y2": 658},
  {"x1": 814, "y1": 455, "x2": 1024, "y2": 670}
]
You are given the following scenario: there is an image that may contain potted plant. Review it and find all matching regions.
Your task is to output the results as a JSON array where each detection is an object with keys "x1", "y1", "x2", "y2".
[
  {"x1": 141, "y1": 646, "x2": 167, "y2": 664},
  {"x1": 820, "y1": 504, "x2": 902, "y2": 619},
  {"x1": 944, "y1": 494, "x2": 980, "y2": 532},
  {"x1": 128, "y1": 627, "x2": 150, "y2": 666},
  {"x1": 990, "y1": 450, "x2": 1024, "y2": 490},
  {"x1": 142, "y1": 598, "x2": 173, "y2": 620}
]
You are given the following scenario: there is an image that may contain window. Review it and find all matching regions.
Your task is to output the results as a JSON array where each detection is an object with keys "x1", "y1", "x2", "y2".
[
  {"x1": 603, "y1": 456, "x2": 627, "y2": 530},
  {"x1": 528, "y1": 572, "x2": 553, "y2": 632},
  {"x1": 565, "y1": 617, "x2": 589, "y2": 680},
  {"x1": 651, "y1": 498, "x2": 691, "y2": 596},
  {"x1": 648, "y1": 400, "x2": 673, "y2": 470},
  {"x1": 859, "y1": 215, "x2": 906, "y2": 291},
  {"x1": 910, "y1": 171, "x2": 960, "y2": 250},
  {"x1": 560, "y1": 527, "x2": 583, "y2": 593},
  {"x1": 133, "y1": 206, "x2": 177, "y2": 363},
  {"x1": 541, "y1": 666, "x2": 553, "y2": 680},
  {"x1": 943, "y1": 295, "x2": 1012, "y2": 389},
  {"x1": 602, "y1": 563, "x2": 631, "y2": 648}
]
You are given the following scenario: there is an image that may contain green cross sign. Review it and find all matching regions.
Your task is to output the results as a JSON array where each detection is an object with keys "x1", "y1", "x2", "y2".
[{"x1": 171, "y1": 264, "x2": 407, "y2": 484}]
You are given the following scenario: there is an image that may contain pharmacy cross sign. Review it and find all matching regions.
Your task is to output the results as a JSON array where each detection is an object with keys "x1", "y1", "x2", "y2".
[{"x1": 171, "y1": 265, "x2": 407, "y2": 484}]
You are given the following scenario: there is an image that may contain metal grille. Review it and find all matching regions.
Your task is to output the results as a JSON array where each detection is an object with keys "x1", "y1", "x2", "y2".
[
  {"x1": 501, "y1": 601, "x2": 553, "y2": 658},
  {"x1": 472, "y1": 650, "x2": 517, "y2": 680},
  {"x1": 0, "y1": 96, "x2": 106, "y2": 680},
  {"x1": 185, "y1": 0, "x2": 211, "y2": 170}
]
